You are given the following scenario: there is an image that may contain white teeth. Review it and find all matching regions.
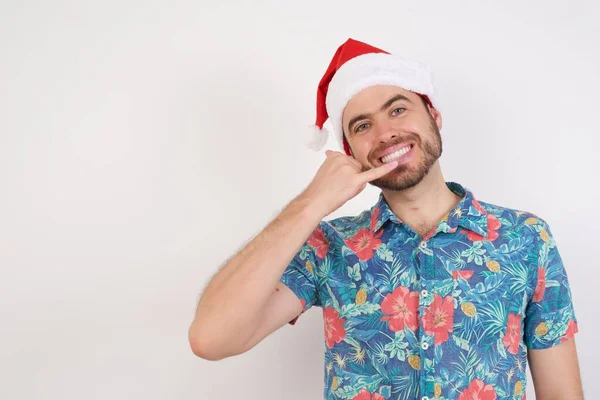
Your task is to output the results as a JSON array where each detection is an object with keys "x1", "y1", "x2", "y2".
[{"x1": 381, "y1": 146, "x2": 411, "y2": 163}]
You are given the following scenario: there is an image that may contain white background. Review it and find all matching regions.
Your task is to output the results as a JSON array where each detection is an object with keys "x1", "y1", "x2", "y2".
[{"x1": 0, "y1": 1, "x2": 598, "y2": 399}]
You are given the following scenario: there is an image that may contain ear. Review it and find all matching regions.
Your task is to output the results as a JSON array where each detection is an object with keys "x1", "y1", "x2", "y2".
[{"x1": 427, "y1": 104, "x2": 443, "y2": 131}]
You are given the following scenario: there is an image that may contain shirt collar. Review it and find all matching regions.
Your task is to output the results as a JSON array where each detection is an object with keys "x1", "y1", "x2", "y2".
[{"x1": 370, "y1": 182, "x2": 490, "y2": 237}]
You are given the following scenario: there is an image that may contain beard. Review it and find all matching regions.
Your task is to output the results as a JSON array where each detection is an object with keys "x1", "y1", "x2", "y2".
[{"x1": 363, "y1": 115, "x2": 442, "y2": 191}]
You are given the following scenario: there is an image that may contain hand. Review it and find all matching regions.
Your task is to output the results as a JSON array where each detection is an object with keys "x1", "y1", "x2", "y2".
[{"x1": 299, "y1": 150, "x2": 398, "y2": 217}]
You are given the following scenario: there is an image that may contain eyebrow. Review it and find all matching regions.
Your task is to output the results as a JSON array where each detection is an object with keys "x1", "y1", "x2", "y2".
[{"x1": 347, "y1": 94, "x2": 413, "y2": 134}]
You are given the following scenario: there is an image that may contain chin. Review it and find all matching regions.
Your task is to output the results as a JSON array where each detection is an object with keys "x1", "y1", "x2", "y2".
[{"x1": 371, "y1": 166, "x2": 429, "y2": 191}]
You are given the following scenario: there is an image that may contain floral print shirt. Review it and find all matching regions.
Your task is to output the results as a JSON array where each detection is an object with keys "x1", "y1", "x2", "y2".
[{"x1": 280, "y1": 182, "x2": 578, "y2": 400}]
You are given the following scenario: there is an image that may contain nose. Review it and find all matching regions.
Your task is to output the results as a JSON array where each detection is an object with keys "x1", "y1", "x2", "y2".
[{"x1": 372, "y1": 119, "x2": 398, "y2": 144}]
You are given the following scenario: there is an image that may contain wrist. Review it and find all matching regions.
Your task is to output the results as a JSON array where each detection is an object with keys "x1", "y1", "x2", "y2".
[{"x1": 289, "y1": 192, "x2": 328, "y2": 222}]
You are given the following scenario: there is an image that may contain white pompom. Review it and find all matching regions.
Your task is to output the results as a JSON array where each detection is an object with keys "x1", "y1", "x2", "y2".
[{"x1": 306, "y1": 125, "x2": 329, "y2": 151}]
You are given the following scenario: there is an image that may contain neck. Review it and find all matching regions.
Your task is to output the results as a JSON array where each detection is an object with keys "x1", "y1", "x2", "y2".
[{"x1": 380, "y1": 162, "x2": 462, "y2": 237}]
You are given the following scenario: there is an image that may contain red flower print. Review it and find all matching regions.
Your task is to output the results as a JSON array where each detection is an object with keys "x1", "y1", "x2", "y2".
[
  {"x1": 458, "y1": 379, "x2": 497, "y2": 400},
  {"x1": 485, "y1": 214, "x2": 502, "y2": 239},
  {"x1": 308, "y1": 227, "x2": 330, "y2": 259},
  {"x1": 453, "y1": 270, "x2": 474, "y2": 280},
  {"x1": 502, "y1": 313, "x2": 521, "y2": 355},
  {"x1": 472, "y1": 199, "x2": 485, "y2": 214},
  {"x1": 344, "y1": 228, "x2": 383, "y2": 261},
  {"x1": 462, "y1": 230, "x2": 481, "y2": 242},
  {"x1": 380, "y1": 286, "x2": 419, "y2": 332},
  {"x1": 353, "y1": 389, "x2": 385, "y2": 400},
  {"x1": 323, "y1": 307, "x2": 346, "y2": 349},
  {"x1": 462, "y1": 214, "x2": 501, "y2": 242},
  {"x1": 532, "y1": 266, "x2": 546, "y2": 302},
  {"x1": 423, "y1": 294, "x2": 454, "y2": 345},
  {"x1": 561, "y1": 319, "x2": 578, "y2": 342}
]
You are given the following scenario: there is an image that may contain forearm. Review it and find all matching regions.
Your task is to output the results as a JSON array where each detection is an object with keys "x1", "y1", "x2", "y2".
[
  {"x1": 529, "y1": 340, "x2": 583, "y2": 400},
  {"x1": 189, "y1": 194, "x2": 324, "y2": 354}
]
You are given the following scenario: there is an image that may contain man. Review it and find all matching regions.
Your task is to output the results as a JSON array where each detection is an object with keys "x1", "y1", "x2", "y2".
[{"x1": 189, "y1": 38, "x2": 582, "y2": 400}]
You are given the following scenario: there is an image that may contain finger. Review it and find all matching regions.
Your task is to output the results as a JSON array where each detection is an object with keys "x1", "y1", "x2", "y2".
[
  {"x1": 325, "y1": 150, "x2": 344, "y2": 157},
  {"x1": 358, "y1": 160, "x2": 399, "y2": 182}
]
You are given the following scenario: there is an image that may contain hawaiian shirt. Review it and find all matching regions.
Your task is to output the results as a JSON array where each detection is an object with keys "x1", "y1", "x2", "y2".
[{"x1": 280, "y1": 182, "x2": 578, "y2": 400}]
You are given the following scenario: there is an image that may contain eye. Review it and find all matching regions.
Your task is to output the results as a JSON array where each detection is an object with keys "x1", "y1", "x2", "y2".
[
  {"x1": 391, "y1": 107, "x2": 406, "y2": 116},
  {"x1": 355, "y1": 122, "x2": 370, "y2": 133}
]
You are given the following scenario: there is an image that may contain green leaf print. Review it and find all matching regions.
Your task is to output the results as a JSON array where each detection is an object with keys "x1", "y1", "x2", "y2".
[
  {"x1": 343, "y1": 336, "x2": 362, "y2": 349},
  {"x1": 316, "y1": 256, "x2": 331, "y2": 280},
  {"x1": 545, "y1": 280, "x2": 560, "y2": 288},
  {"x1": 451, "y1": 335, "x2": 470, "y2": 351},
  {"x1": 398, "y1": 270, "x2": 414, "y2": 288},
  {"x1": 333, "y1": 375, "x2": 383, "y2": 399},
  {"x1": 384, "y1": 331, "x2": 409, "y2": 361},
  {"x1": 470, "y1": 274, "x2": 507, "y2": 303},
  {"x1": 461, "y1": 242, "x2": 486, "y2": 265},
  {"x1": 495, "y1": 387, "x2": 508, "y2": 398},
  {"x1": 507, "y1": 261, "x2": 528, "y2": 294},
  {"x1": 378, "y1": 259, "x2": 404, "y2": 291},
  {"x1": 340, "y1": 302, "x2": 381, "y2": 318},
  {"x1": 376, "y1": 243, "x2": 394, "y2": 262},
  {"x1": 378, "y1": 385, "x2": 392, "y2": 398},
  {"x1": 371, "y1": 342, "x2": 390, "y2": 366},
  {"x1": 348, "y1": 263, "x2": 362, "y2": 281},
  {"x1": 436, "y1": 279, "x2": 454, "y2": 298},
  {"x1": 494, "y1": 237, "x2": 533, "y2": 263},
  {"x1": 326, "y1": 283, "x2": 340, "y2": 311},
  {"x1": 452, "y1": 348, "x2": 481, "y2": 384},
  {"x1": 479, "y1": 301, "x2": 507, "y2": 338},
  {"x1": 496, "y1": 336, "x2": 507, "y2": 359}
]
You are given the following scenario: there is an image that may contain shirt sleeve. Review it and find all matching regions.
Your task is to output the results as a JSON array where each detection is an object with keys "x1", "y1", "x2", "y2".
[
  {"x1": 524, "y1": 220, "x2": 578, "y2": 349},
  {"x1": 279, "y1": 221, "x2": 328, "y2": 325}
]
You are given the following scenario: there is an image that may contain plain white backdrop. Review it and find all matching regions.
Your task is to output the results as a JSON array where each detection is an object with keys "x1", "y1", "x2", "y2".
[{"x1": 0, "y1": 1, "x2": 598, "y2": 399}]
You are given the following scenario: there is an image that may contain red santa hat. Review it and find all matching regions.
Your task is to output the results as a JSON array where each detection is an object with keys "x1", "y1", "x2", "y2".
[{"x1": 308, "y1": 38, "x2": 440, "y2": 155}]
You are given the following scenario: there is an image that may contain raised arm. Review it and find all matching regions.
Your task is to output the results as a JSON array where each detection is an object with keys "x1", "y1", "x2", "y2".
[{"x1": 188, "y1": 152, "x2": 398, "y2": 360}]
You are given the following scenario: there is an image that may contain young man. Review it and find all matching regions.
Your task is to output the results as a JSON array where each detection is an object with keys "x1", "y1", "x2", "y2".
[{"x1": 189, "y1": 39, "x2": 582, "y2": 400}]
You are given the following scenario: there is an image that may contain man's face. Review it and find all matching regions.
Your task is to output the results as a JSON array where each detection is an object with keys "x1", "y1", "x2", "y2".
[{"x1": 341, "y1": 85, "x2": 443, "y2": 191}]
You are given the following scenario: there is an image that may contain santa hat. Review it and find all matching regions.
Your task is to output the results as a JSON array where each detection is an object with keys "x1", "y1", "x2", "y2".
[{"x1": 307, "y1": 38, "x2": 440, "y2": 155}]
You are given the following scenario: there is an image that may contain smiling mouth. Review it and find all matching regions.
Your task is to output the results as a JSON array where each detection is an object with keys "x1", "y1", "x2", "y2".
[{"x1": 379, "y1": 144, "x2": 414, "y2": 164}]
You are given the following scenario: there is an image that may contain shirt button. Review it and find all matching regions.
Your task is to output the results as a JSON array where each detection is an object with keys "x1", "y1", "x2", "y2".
[
  {"x1": 421, "y1": 342, "x2": 429, "y2": 350},
  {"x1": 422, "y1": 397, "x2": 430, "y2": 400},
  {"x1": 419, "y1": 241, "x2": 428, "y2": 249},
  {"x1": 421, "y1": 290, "x2": 428, "y2": 297}
]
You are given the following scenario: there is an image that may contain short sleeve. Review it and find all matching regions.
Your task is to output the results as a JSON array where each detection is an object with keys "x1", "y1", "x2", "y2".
[
  {"x1": 524, "y1": 221, "x2": 578, "y2": 349},
  {"x1": 279, "y1": 222, "x2": 329, "y2": 325}
]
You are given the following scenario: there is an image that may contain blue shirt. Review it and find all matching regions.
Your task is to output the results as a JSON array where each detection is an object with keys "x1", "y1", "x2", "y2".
[{"x1": 280, "y1": 182, "x2": 578, "y2": 400}]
